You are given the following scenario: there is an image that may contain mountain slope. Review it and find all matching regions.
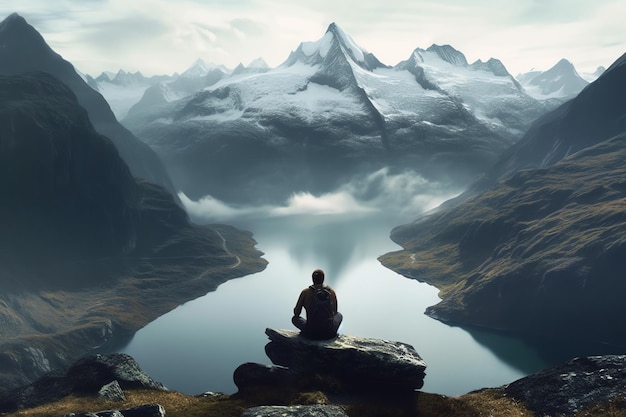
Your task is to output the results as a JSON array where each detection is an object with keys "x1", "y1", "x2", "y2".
[
  {"x1": 0, "y1": 13, "x2": 176, "y2": 196},
  {"x1": 0, "y1": 72, "x2": 267, "y2": 391},
  {"x1": 380, "y1": 53, "x2": 626, "y2": 344},
  {"x1": 124, "y1": 23, "x2": 544, "y2": 204},
  {"x1": 475, "y1": 52, "x2": 626, "y2": 188}
]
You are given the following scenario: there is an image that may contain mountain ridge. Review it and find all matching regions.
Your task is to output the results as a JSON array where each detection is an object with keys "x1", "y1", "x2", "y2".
[{"x1": 0, "y1": 13, "x2": 177, "y2": 197}]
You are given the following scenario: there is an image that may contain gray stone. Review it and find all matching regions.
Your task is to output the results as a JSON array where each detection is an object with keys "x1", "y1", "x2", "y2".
[
  {"x1": 233, "y1": 362, "x2": 297, "y2": 392},
  {"x1": 0, "y1": 354, "x2": 166, "y2": 412},
  {"x1": 501, "y1": 355, "x2": 626, "y2": 416},
  {"x1": 98, "y1": 380, "x2": 125, "y2": 402},
  {"x1": 65, "y1": 404, "x2": 164, "y2": 417},
  {"x1": 240, "y1": 405, "x2": 348, "y2": 417},
  {"x1": 264, "y1": 328, "x2": 426, "y2": 392}
]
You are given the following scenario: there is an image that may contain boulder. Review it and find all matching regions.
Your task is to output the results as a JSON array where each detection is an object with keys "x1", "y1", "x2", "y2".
[
  {"x1": 0, "y1": 353, "x2": 166, "y2": 412},
  {"x1": 65, "y1": 404, "x2": 165, "y2": 417},
  {"x1": 240, "y1": 405, "x2": 348, "y2": 417},
  {"x1": 501, "y1": 355, "x2": 626, "y2": 416},
  {"x1": 234, "y1": 362, "x2": 298, "y2": 391},
  {"x1": 264, "y1": 328, "x2": 426, "y2": 392},
  {"x1": 98, "y1": 380, "x2": 126, "y2": 402}
]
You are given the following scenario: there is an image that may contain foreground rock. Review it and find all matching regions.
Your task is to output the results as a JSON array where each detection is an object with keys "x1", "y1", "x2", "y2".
[
  {"x1": 499, "y1": 355, "x2": 626, "y2": 416},
  {"x1": 263, "y1": 328, "x2": 426, "y2": 392},
  {"x1": 66, "y1": 404, "x2": 165, "y2": 417},
  {"x1": 0, "y1": 353, "x2": 166, "y2": 412},
  {"x1": 241, "y1": 405, "x2": 348, "y2": 417}
]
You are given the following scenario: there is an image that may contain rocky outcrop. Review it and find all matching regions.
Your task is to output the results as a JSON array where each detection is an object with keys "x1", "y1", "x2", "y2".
[
  {"x1": 66, "y1": 404, "x2": 165, "y2": 417},
  {"x1": 0, "y1": 353, "x2": 166, "y2": 412},
  {"x1": 261, "y1": 328, "x2": 426, "y2": 392},
  {"x1": 499, "y1": 355, "x2": 626, "y2": 416},
  {"x1": 240, "y1": 405, "x2": 348, "y2": 417}
]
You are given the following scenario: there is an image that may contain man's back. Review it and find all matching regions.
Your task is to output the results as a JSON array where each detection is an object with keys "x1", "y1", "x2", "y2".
[{"x1": 292, "y1": 269, "x2": 343, "y2": 340}]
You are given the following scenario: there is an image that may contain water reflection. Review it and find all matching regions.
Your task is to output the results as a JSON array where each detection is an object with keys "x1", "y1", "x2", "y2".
[{"x1": 110, "y1": 213, "x2": 569, "y2": 396}]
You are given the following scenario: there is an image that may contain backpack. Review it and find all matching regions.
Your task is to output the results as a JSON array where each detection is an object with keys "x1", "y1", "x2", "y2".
[{"x1": 305, "y1": 285, "x2": 335, "y2": 339}]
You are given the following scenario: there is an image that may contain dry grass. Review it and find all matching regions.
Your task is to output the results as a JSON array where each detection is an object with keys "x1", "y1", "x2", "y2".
[{"x1": 1, "y1": 388, "x2": 539, "y2": 417}]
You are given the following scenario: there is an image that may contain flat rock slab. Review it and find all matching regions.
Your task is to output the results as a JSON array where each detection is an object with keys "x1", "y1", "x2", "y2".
[
  {"x1": 240, "y1": 405, "x2": 348, "y2": 417},
  {"x1": 502, "y1": 355, "x2": 626, "y2": 416},
  {"x1": 264, "y1": 328, "x2": 426, "y2": 391}
]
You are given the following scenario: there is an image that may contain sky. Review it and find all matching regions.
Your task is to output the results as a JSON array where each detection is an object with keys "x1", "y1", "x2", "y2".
[{"x1": 1, "y1": 0, "x2": 624, "y2": 78}]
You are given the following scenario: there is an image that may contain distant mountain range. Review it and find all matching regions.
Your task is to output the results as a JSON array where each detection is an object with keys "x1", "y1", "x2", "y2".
[
  {"x1": 380, "y1": 51, "x2": 626, "y2": 345},
  {"x1": 118, "y1": 23, "x2": 553, "y2": 204}
]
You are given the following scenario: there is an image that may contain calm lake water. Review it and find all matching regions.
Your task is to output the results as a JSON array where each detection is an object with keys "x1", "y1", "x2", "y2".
[{"x1": 111, "y1": 212, "x2": 618, "y2": 396}]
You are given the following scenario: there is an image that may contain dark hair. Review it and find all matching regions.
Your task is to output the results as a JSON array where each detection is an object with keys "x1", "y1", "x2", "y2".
[{"x1": 312, "y1": 269, "x2": 325, "y2": 284}]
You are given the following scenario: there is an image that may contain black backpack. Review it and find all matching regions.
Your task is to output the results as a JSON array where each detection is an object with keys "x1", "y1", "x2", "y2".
[{"x1": 305, "y1": 285, "x2": 335, "y2": 339}]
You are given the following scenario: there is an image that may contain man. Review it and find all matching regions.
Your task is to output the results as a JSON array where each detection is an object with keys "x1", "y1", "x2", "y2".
[{"x1": 292, "y1": 268, "x2": 343, "y2": 340}]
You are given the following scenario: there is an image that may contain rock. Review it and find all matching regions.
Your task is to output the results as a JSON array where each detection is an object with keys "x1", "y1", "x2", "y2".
[
  {"x1": 264, "y1": 328, "x2": 426, "y2": 392},
  {"x1": 0, "y1": 353, "x2": 166, "y2": 412},
  {"x1": 501, "y1": 355, "x2": 626, "y2": 416},
  {"x1": 240, "y1": 405, "x2": 348, "y2": 417},
  {"x1": 234, "y1": 362, "x2": 297, "y2": 391},
  {"x1": 65, "y1": 404, "x2": 165, "y2": 417},
  {"x1": 98, "y1": 380, "x2": 125, "y2": 402}
]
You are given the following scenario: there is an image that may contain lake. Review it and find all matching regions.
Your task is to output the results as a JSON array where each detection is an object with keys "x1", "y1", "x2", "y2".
[{"x1": 111, "y1": 209, "x2": 582, "y2": 396}]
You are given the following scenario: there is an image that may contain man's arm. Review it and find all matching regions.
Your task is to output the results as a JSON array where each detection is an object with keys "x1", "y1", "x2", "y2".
[
  {"x1": 293, "y1": 290, "x2": 305, "y2": 316},
  {"x1": 330, "y1": 287, "x2": 338, "y2": 313}
]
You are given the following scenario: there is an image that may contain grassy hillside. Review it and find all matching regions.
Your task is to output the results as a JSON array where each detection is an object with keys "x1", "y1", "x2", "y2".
[{"x1": 380, "y1": 133, "x2": 626, "y2": 344}]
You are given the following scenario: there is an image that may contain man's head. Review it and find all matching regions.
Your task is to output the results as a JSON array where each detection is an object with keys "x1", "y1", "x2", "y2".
[{"x1": 312, "y1": 269, "x2": 325, "y2": 285}]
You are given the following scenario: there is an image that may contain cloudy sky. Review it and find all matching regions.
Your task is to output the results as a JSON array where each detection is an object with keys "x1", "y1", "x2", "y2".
[{"x1": 1, "y1": 0, "x2": 623, "y2": 77}]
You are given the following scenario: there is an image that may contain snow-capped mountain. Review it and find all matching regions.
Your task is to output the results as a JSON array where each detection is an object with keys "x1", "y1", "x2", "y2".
[
  {"x1": 516, "y1": 59, "x2": 590, "y2": 100},
  {"x1": 87, "y1": 69, "x2": 175, "y2": 119},
  {"x1": 123, "y1": 23, "x2": 547, "y2": 204},
  {"x1": 397, "y1": 44, "x2": 543, "y2": 138},
  {"x1": 126, "y1": 59, "x2": 231, "y2": 118},
  {"x1": 232, "y1": 58, "x2": 270, "y2": 76}
]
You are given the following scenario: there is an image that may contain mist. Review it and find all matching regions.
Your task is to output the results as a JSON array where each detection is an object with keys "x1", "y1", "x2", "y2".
[{"x1": 179, "y1": 168, "x2": 462, "y2": 224}]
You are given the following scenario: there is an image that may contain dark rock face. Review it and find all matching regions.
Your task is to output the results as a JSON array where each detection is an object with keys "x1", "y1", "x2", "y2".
[
  {"x1": 0, "y1": 72, "x2": 140, "y2": 287},
  {"x1": 240, "y1": 405, "x2": 348, "y2": 417},
  {"x1": 0, "y1": 353, "x2": 166, "y2": 412},
  {"x1": 264, "y1": 328, "x2": 426, "y2": 392},
  {"x1": 0, "y1": 13, "x2": 176, "y2": 195},
  {"x1": 501, "y1": 355, "x2": 626, "y2": 416}
]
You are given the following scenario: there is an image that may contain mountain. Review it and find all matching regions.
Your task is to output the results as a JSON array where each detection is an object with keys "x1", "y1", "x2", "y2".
[
  {"x1": 397, "y1": 44, "x2": 544, "y2": 139},
  {"x1": 87, "y1": 69, "x2": 176, "y2": 119},
  {"x1": 0, "y1": 71, "x2": 267, "y2": 390},
  {"x1": 0, "y1": 13, "x2": 176, "y2": 196},
  {"x1": 123, "y1": 23, "x2": 546, "y2": 204},
  {"x1": 472, "y1": 52, "x2": 626, "y2": 191},
  {"x1": 379, "y1": 52, "x2": 626, "y2": 345},
  {"x1": 126, "y1": 58, "x2": 228, "y2": 117},
  {"x1": 516, "y1": 58, "x2": 589, "y2": 100}
]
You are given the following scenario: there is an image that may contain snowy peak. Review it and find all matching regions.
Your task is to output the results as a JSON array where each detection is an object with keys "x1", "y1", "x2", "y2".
[
  {"x1": 426, "y1": 44, "x2": 468, "y2": 67},
  {"x1": 283, "y1": 22, "x2": 386, "y2": 72},
  {"x1": 181, "y1": 58, "x2": 229, "y2": 79},
  {"x1": 518, "y1": 58, "x2": 589, "y2": 100},
  {"x1": 248, "y1": 57, "x2": 269, "y2": 69},
  {"x1": 232, "y1": 58, "x2": 270, "y2": 76}
]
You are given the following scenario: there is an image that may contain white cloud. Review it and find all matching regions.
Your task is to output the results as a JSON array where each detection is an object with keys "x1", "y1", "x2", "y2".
[{"x1": 180, "y1": 168, "x2": 462, "y2": 223}]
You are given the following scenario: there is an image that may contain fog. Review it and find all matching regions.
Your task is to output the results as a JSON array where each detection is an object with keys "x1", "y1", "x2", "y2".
[{"x1": 180, "y1": 167, "x2": 462, "y2": 223}]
